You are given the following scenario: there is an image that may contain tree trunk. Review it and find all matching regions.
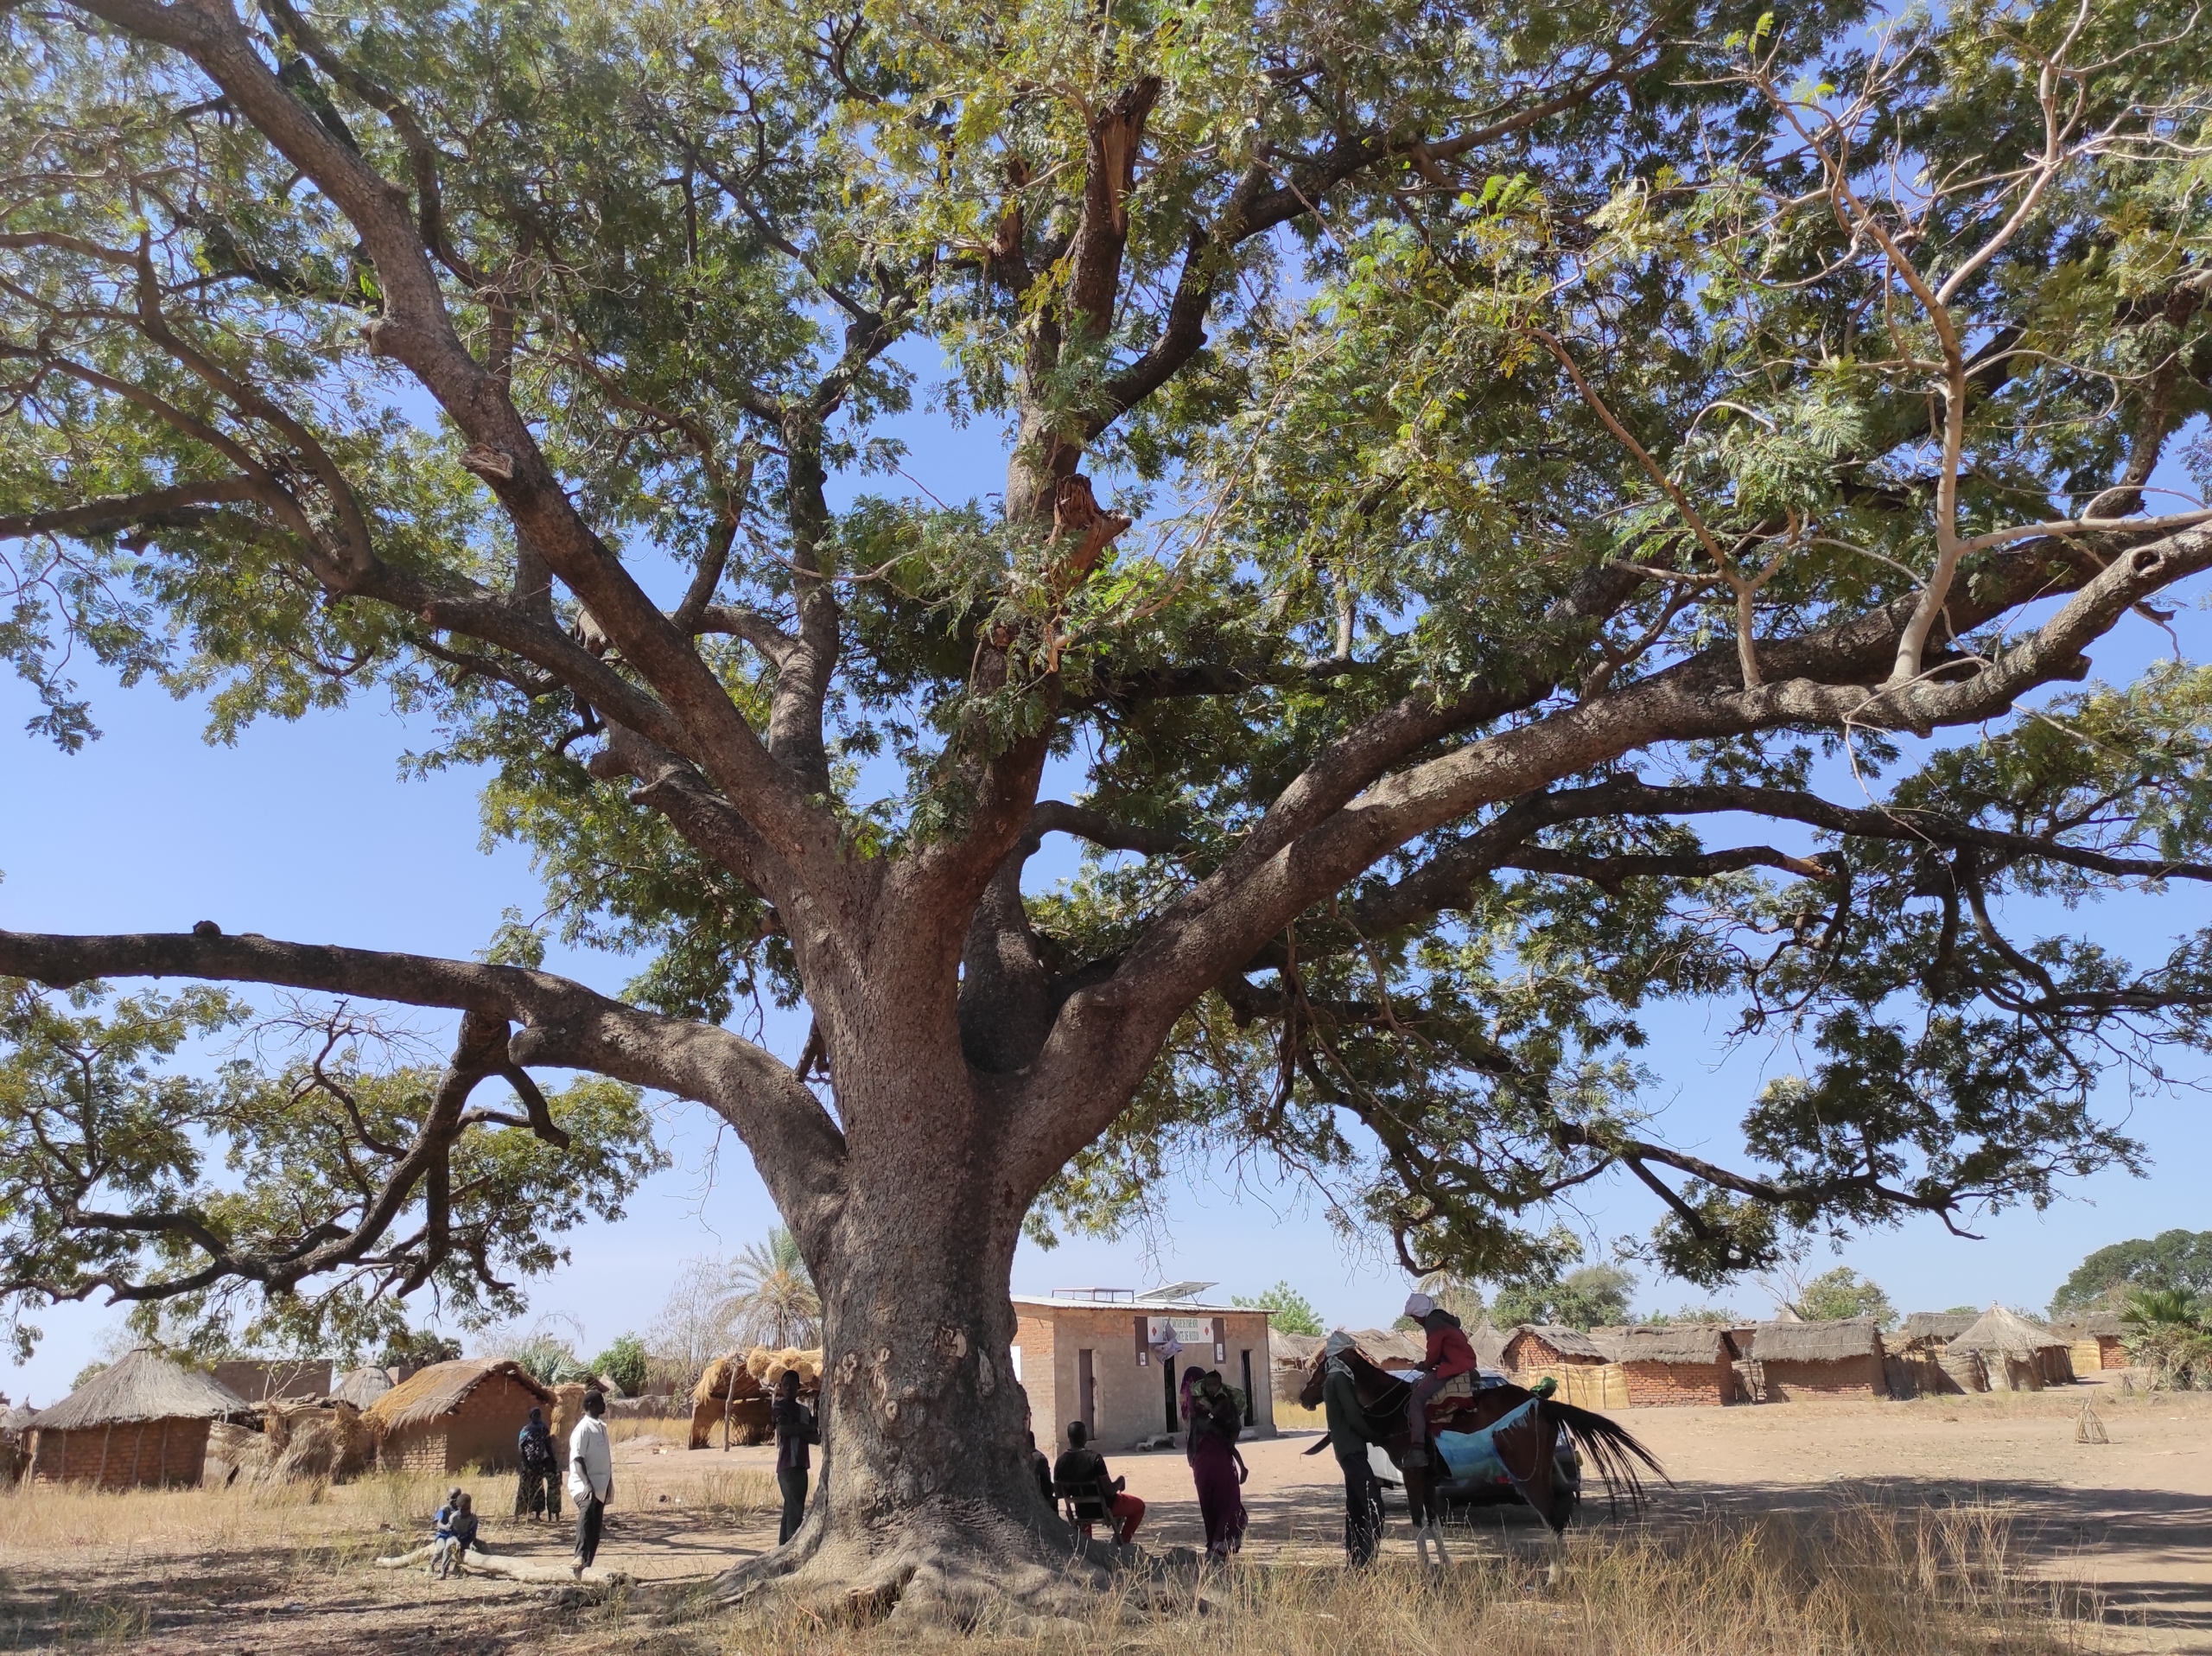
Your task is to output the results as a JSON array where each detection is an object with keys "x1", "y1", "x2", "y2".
[{"x1": 716, "y1": 1060, "x2": 1127, "y2": 1622}]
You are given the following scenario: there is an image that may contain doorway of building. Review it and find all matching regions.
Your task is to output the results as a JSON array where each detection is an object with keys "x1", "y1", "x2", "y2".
[
  {"x1": 1239, "y1": 1349, "x2": 1255, "y2": 1426},
  {"x1": 1077, "y1": 1349, "x2": 1096, "y2": 1436},
  {"x1": 1161, "y1": 1354, "x2": 1178, "y2": 1434}
]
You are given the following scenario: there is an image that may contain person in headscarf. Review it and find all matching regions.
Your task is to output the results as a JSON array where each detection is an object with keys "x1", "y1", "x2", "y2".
[
  {"x1": 1401, "y1": 1291, "x2": 1478, "y2": 1458},
  {"x1": 1186, "y1": 1368, "x2": 1249, "y2": 1561},
  {"x1": 515, "y1": 1404, "x2": 559, "y2": 1521},
  {"x1": 1319, "y1": 1332, "x2": 1386, "y2": 1565}
]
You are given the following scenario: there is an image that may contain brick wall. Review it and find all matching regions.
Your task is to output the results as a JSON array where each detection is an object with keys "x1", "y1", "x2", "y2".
[
  {"x1": 30, "y1": 1418, "x2": 212, "y2": 1487},
  {"x1": 1618, "y1": 1358, "x2": 1732, "y2": 1407},
  {"x1": 1759, "y1": 1354, "x2": 1882, "y2": 1398}
]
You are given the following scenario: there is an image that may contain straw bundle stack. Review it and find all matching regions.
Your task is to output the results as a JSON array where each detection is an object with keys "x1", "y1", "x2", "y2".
[
  {"x1": 688, "y1": 1346, "x2": 821, "y2": 1449},
  {"x1": 550, "y1": 1381, "x2": 588, "y2": 1446}
]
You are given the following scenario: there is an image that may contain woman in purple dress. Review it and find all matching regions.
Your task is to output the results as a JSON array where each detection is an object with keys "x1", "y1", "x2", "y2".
[{"x1": 1186, "y1": 1369, "x2": 1249, "y2": 1560}]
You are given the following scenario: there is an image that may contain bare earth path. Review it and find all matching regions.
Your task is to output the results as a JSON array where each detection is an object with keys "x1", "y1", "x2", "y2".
[{"x1": 2, "y1": 1376, "x2": 2207, "y2": 1653}]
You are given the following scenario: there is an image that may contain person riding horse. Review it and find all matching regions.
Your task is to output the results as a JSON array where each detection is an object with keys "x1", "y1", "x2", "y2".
[{"x1": 1400, "y1": 1292, "x2": 1479, "y2": 1463}]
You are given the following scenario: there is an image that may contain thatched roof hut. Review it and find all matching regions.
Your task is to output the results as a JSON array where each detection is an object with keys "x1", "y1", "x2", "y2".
[
  {"x1": 2049, "y1": 1312, "x2": 2127, "y2": 1373},
  {"x1": 1952, "y1": 1305, "x2": 2073, "y2": 1390},
  {"x1": 1897, "y1": 1311, "x2": 1978, "y2": 1347},
  {"x1": 1589, "y1": 1324, "x2": 1741, "y2": 1407},
  {"x1": 1745, "y1": 1316, "x2": 1885, "y2": 1399},
  {"x1": 1501, "y1": 1325, "x2": 1608, "y2": 1371},
  {"x1": 365, "y1": 1358, "x2": 553, "y2": 1473},
  {"x1": 1470, "y1": 1317, "x2": 1510, "y2": 1370},
  {"x1": 25, "y1": 1347, "x2": 251, "y2": 1488},
  {"x1": 1348, "y1": 1327, "x2": 1427, "y2": 1368},
  {"x1": 331, "y1": 1365, "x2": 395, "y2": 1408}
]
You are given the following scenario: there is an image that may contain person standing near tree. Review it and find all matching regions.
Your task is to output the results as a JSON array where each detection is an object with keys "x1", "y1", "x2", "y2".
[
  {"x1": 772, "y1": 1368, "x2": 817, "y2": 1545},
  {"x1": 1319, "y1": 1333, "x2": 1386, "y2": 1567},
  {"x1": 1186, "y1": 1370, "x2": 1249, "y2": 1561},
  {"x1": 567, "y1": 1391, "x2": 613, "y2": 1578},
  {"x1": 515, "y1": 1405, "x2": 558, "y2": 1522}
]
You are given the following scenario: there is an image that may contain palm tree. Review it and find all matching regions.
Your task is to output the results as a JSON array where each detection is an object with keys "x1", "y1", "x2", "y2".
[{"x1": 723, "y1": 1227, "x2": 822, "y2": 1349}]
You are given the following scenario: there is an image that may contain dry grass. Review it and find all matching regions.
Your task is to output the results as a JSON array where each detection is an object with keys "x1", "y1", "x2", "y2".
[
  {"x1": 1272, "y1": 1402, "x2": 1325, "y2": 1431},
  {"x1": 614, "y1": 1500, "x2": 2096, "y2": 1656},
  {"x1": 609, "y1": 1416, "x2": 696, "y2": 1445},
  {"x1": 0, "y1": 1462, "x2": 465, "y2": 1563}
]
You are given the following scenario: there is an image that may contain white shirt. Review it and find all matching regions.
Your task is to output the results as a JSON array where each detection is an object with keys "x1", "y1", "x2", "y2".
[{"x1": 568, "y1": 1415, "x2": 613, "y2": 1504}]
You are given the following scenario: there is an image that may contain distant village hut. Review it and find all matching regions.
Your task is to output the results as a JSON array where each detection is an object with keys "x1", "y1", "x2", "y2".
[
  {"x1": 364, "y1": 1359, "x2": 553, "y2": 1473},
  {"x1": 690, "y1": 1347, "x2": 821, "y2": 1449},
  {"x1": 1888, "y1": 1313, "x2": 1981, "y2": 1394},
  {"x1": 24, "y1": 1347, "x2": 251, "y2": 1489},
  {"x1": 331, "y1": 1366, "x2": 396, "y2": 1409},
  {"x1": 1745, "y1": 1316, "x2": 1886, "y2": 1399},
  {"x1": 1268, "y1": 1331, "x2": 1324, "y2": 1406},
  {"x1": 1951, "y1": 1306, "x2": 2073, "y2": 1392},
  {"x1": 1470, "y1": 1317, "x2": 1510, "y2": 1372},
  {"x1": 1501, "y1": 1325, "x2": 1608, "y2": 1374},
  {"x1": 2050, "y1": 1313, "x2": 2126, "y2": 1373},
  {"x1": 1597, "y1": 1324, "x2": 1741, "y2": 1406}
]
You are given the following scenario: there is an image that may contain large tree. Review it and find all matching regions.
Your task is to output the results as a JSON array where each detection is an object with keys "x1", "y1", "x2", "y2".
[{"x1": 4, "y1": 0, "x2": 2212, "y2": 1615}]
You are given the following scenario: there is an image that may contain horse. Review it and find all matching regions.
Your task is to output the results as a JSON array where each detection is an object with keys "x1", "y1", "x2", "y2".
[{"x1": 1300, "y1": 1344, "x2": 1666, "y2": 1570}]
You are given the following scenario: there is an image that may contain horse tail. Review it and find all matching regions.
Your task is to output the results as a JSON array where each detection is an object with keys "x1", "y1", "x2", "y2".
[{"x1": 1539, "y1": 1399, "x2": 1671, "y2": 1514}]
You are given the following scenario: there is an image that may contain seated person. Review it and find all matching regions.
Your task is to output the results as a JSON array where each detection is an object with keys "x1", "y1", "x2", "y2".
[
  {"x1": 1052, "y1": 1421, "x2": 1144, "y2": 1545},
  {"x1": 430, "y1": 1488, "x2": 481, "y2": 1577}
]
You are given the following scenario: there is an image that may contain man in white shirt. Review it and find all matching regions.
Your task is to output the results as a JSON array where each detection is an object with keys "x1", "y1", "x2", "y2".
[{"x1": 567, "y1": 1390, "x2": 613, "y2": 1576}]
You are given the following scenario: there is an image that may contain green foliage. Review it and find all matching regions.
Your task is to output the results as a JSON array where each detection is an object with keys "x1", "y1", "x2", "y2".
[
  {"x1": 2123, "y1": 1289, "x2": 2212, "y2": 1390},
  {"x1": 1231, "y1": 1281, "x2": 1325, "y2": 1337},
  {"x1": 1792, "y1": 1269, "x2": 1897, "y2": 1325},
  {"x1": 2051, "y1": 1232, "x2": 2212, "y2": 1317},
  {"x1": 0, "y1": 981, "x2": 663, "y2": 1359},
  {"x1": 594, "y1": 1334, "x2": 650, "y2": 1398},
  {"x1": 378, "y1": 1329, "x2": 462, "y2": 1369},
  {"x1": 507, "y1": 1334, "x2": 594, "y2": 1388},
  {"x1": 1494, "y1": 1264, "x2": 1638, "y2": 1331},
  {"x1": 3, "y1": 0, "x2": 2211, "y2": 1351},
  {"x1": 726, "y1": 1228, "x2": 820, "y2": 1350},
  {"x1": 1643, "y1": 1304, "x2": 1744, "y2": 1326}
]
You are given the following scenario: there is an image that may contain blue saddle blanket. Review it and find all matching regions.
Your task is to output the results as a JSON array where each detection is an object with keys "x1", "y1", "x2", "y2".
[{"x1": 1433, "y1": 1397, "x2": 1539, "y2": 1484}]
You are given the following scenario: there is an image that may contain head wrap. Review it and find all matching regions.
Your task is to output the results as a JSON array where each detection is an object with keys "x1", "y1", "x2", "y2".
[{"x1": 1404, "y1": 1290, "x2": 1436, "y2": 1320}]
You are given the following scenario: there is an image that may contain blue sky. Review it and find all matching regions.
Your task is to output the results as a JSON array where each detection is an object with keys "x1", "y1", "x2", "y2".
[{"x1": 4, "y1": 374, "x2": 2209, "y2": 1407}]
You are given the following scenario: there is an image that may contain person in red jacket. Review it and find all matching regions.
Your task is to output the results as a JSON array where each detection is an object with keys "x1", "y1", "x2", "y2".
[{"x1": 1402, "y1": 1291, "x2": 1479, "y2": 1458}]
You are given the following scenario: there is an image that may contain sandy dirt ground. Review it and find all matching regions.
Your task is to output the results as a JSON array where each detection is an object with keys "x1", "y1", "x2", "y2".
[{"x1": 3, "y1": 1373, "x2": 2206, "y2": 1653}]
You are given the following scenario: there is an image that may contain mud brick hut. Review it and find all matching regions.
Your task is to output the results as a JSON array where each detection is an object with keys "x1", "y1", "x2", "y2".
[
  {"x1": 2050, "y1": 1313, "x2": 2127, "y2": 1373},
  {"x1": 1887, "y1": 1312, "x2": 1983, "y2": 1394},
  {"x1": 24, "y1": 1347, "x2": 251, "y2": 1488},
  {"x1": 1745, "y1": 1316, "x2": 1886, "y2": 1398},
  {"x1": 1595, "y1": 1324, "x2": 1742, "y2": 1406},
  {"x1": 1011, "y1": 1286, "x2": 1277, "y2": 1449},
  {"x1": 365, "y1": 1359, "x2": 553, "y2": 1473},
  {"x1": 1500, "y1": 1324, "x2": 1609, "y2": 1375},
  {"x1": 1951, "y1": 1305, "x2": 2075, "y2": 1392}
]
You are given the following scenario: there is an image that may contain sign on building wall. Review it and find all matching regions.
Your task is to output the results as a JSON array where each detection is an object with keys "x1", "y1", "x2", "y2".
[{"x1": 1147, "y1": 1315, "x2": 1211, "y2": 1348}]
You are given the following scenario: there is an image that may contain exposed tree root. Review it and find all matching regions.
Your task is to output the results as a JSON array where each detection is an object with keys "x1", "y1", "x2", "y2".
[{"x1": 703, "y1": 1500, "x2": 1210, "y2": 1632}]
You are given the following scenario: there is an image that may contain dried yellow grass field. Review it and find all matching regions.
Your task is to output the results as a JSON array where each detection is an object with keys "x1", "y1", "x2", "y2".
[{"x1": 609, "y1": 1502, "x2": 2096, "y2": 1656}]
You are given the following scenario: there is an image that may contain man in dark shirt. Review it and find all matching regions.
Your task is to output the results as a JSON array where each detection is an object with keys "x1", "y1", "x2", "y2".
[
  {"x1": 1051, "y1": 1421, "x2": 1144, "y2": 1545},
  {"x1": 772, "y1": 1369, "x2": 818, "y2": 1545},
  {"x1": 1320, "y1": 1333, "x2": 1385, "y2": 1566},
  {"x1": 1027, "y1": 1430, "x2": 1054, "y2": 1505}
]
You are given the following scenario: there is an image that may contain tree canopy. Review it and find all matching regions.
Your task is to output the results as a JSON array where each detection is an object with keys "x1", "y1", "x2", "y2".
[
  {"x1": 1791, "y1": 1266, "x2": 1896, "y2": 1324},
  {"x1": 2051, "y1": 1229, "x2": 2212, "y2": 1315},
  {"x1": 3, "y1": 0, "x2": 2211, "y2": 1595}
]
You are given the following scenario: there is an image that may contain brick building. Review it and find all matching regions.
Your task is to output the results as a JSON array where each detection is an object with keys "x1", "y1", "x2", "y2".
[
  {"x1": 1744, "y1": 1316, "x2": 1886, "y2": 1398},
  {"x1": 2050, "y1": 1313, "x2": 2126, "y2": 1373},
  {"x1": 364, "y1": 1359, "x2": 554, "y2": 1473},
  {"x1": 1013, "y1": 1286, "x2": 1276, "y2": 1451},
  {"x1": 1594, "y1": 1324, "x2": 1741, "y2": 1406},
  {"x1": 25, "y1": 1346, "x2": 251, "y2": 1489}
]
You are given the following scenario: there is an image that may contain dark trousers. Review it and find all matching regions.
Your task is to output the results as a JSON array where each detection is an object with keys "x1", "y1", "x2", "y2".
[
  {"x1": 573, "y1": 1493, "x2": 605, "y2": 1567},
  {"x1": 1341, "y1": 1455, "x2": 1382, "y2": 1567},
  {"x1": 515, "y1": 1466, "x2": 560, "y2": 1519},
  {"x1": 777, "y1": 1467, "x2": 809, "y2": 1545}
]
